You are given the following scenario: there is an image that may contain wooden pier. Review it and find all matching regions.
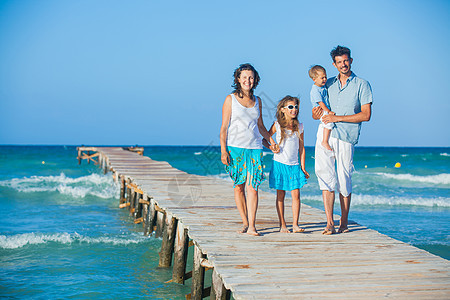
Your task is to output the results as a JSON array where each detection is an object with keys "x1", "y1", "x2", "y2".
[{"x1": 77, "y1": 146, "x2": 450, "y2": 299}]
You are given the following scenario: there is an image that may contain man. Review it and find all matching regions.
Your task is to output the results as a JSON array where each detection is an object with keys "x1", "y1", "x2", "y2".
[{"x1": 312, "y1": 45, "x2": 373, "y2": 234}]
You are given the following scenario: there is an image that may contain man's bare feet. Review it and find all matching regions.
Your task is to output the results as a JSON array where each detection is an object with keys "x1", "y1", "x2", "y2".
[
  {"x1": 292, "y1": 226, "x2": 305, "y2": 233},
  {"x1": 246, "y1": 227, "x2": 260, "y2": 236},
  {"x1": 321, "y1": 141, "x2": 333, "y2": 151},
  {"x1": 338, "y1": 227, "x2": 350, "y2": 233},
  {"x1": 237, "y1": 226, "x2": 248, "y2": 234},
  {"x1": 322, "y1": 227, "x2": 336, "y2": 235},
  {"x1": 279, "y1": 227, "x2": 291, "y2": 233}
]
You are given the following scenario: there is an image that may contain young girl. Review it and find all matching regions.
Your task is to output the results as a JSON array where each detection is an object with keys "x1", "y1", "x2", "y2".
[
  {"x1": 266, "y1": 96, "x2": 309, "y2": 233},
  {"x1": 220, "y1": 63, "x2": 277, "y2": 236}
]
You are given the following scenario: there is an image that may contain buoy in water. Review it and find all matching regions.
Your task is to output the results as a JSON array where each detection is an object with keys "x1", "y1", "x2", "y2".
[
  {"x1": 42, "y1": 161, "x2": 45, "y2": 164},
  {"x1": 394, "y1": 162, "x2": 401, "y2": 168}
]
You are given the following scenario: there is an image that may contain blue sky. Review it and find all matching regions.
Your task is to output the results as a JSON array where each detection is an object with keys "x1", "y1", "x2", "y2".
[{"x1": 0, "y1": 0, "x2": 449, "y2": 147}]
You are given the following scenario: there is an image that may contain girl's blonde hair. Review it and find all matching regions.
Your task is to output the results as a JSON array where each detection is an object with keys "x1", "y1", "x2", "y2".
[{"x1": 276, "y1": 96, "x2": 301, "y2": 145}]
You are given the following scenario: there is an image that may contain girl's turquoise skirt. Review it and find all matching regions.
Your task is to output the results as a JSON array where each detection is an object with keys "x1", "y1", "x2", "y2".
[
  {"x1": 225, "y1": 146, "x2": 265, "y2": 189},
  {"x1": 269, "y1": 160, "x2": 307, "y2": 191}
]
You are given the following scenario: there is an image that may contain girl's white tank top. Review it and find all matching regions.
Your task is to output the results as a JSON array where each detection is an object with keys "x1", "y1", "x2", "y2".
[
  {"x1": 273, "y1": 121, "x2": 304, "y2": 165},
  {"x1": 227, "y1": 94, "x2": 262, "y2": 149}
]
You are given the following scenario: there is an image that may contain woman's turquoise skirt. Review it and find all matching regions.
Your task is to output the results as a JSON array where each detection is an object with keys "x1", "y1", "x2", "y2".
[{"x1": 225, "y1": 146, "x2": 265, "y2": 189}]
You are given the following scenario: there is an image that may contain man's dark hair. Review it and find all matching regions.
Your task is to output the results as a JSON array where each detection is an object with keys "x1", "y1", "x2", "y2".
[{"x1": 330, "y1": 45, "x2": 351, "y2": 63}]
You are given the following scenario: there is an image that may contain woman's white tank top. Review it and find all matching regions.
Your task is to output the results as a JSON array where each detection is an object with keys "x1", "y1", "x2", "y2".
[
  {"x1": 273, "y1": 121, "x2": 304, "y2": 165},
  {"x1": 227, "y1": 94, "x2": 262, "y2": 149}
]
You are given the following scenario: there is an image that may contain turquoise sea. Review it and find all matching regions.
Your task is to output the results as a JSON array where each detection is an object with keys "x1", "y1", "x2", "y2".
[{"x1": 1, "y1": 146, "x2": 449, "y2": 299}]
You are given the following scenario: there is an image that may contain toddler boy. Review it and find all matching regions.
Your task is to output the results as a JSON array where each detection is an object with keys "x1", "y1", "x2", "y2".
[{"x1": 309, "y1": 65, "x2": 334, "y2": 151}]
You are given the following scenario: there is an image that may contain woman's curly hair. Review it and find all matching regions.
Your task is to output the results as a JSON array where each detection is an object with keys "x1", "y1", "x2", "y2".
[{"x1": 232, "y1": 63, "x2": 260, "y2": 98}]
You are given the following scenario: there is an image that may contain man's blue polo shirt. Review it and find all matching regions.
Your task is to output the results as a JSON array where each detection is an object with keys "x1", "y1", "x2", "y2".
[{"x1": 326, "y1": 72, "x2": 373, "y2": 145}]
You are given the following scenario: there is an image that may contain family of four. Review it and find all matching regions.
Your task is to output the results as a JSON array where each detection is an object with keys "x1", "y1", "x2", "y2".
[{"x1": 220, "y1": 45, "x2": 373, "y2": 236}]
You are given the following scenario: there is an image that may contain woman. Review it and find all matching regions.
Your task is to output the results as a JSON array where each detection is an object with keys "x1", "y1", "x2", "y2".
[{"x1": 219, "y1": 63, "x2": 277, "y2": 236}]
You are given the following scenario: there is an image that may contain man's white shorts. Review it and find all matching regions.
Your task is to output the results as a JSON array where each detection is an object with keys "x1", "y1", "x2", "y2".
[{"x1": 314, "y1": 124, "x2": 354, "y2": 197}]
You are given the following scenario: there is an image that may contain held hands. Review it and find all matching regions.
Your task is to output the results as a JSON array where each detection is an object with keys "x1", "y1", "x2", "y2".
[
  {"x1": 270, "y1": 143, "x2": 280, "y2": 154},
  {"x1": 262, "y1": 138, "x2": 279, "y2": 153},
  {"x1": 269, "y1": 138, "x2": 280, "y2": 153}
]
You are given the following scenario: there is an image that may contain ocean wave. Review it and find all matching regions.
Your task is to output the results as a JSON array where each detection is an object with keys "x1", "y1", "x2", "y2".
[
  {"x1": 0, "y1": 173, "x2": 118, "y2": 198},
  {"x1": 350, "y1": 194, "x2": 450, "y2": 207},
  {"x1": 303, "y1": 194, "x2": 450, "y2": 207},
  {"x1": 374, "y1": 172, "x2": 450, "y2": 185},
  {"x1": 441, "y1": 153, "x2": 450, "y2": 157},
  {"x1": 0, "y1": 232, "x2": 150, "y2": 249}
]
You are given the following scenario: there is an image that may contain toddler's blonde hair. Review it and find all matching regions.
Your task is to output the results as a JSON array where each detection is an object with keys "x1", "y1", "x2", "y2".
[{"x1": 308, "y1": 65, "x2": 326, "y2": 80}]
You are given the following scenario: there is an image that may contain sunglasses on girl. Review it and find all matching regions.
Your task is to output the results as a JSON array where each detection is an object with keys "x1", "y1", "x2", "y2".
[{"x1": 284, "y1": 105, "x2": 298, "y2": 110}]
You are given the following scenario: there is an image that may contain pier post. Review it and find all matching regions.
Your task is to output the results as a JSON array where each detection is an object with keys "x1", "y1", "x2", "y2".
[
  {"x1": 211, "y1": 269, "x2": 230, "y2": 300},
  {"x1": 126, "y1": 178, "x2": 132, "y2": 206},
  {"x1": 98, "y1": 152, "x2": 103, "y2": 170},
  {"x1": 172, "y1": 222, "x2": 189, "y2": 284},
  {"x1": 191, "y1": 244, "x2": 206, "y2": 300},
  {"x1": 105, "y1": 156, "x2": 110, "y2": 172},
  {"x1": 134, "y1": 191, "x2": 141, "y2": 219},
  {"x1": 140, "y1": 195, "x2": 150, "y2": 229},
  {"x1": 158, "y1": 213, "x2": 177, "y2": 268},
  {"x1": 102, "y1": 155, "x2": 108, "y2": 174},
  {"x1": 155, "y1": 209, "x2": 165, "y2": 238},
  {"x1": 129, "y1": 185, "x2": 136, "y2": 214},
  {"x1": 141, "y1": 197, "x2": 148, "y2": 226},
  {"x1": 144, "y1": 198, "x2": 156, "y2": 236},
  {"x1": 119, "y1": 176, "x2": 126, "y2": 204}
]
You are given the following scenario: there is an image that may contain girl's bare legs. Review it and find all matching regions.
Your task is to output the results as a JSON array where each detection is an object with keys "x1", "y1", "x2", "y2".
[
  {"x1": 246, "y1": 183, "x2": 260, "y2": 236},
  {"x1": 276, "y1": 190, "x2": 290, "y2": 233},
  {"x1": 291, "y1": 189, "x2": 304, "y2": 232},
  {"x1": 234, "y1": 184, "x2": 248, "y2": 233}
]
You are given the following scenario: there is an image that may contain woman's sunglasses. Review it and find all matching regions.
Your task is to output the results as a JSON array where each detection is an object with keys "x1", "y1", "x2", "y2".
[{"x1": 284, "y1": 105, "x2": 298, "y2": 110}]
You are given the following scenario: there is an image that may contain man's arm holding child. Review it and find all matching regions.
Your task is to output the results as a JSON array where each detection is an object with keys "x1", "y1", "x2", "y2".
[{"x1": 322, "y1": 103, "x2": 371, "y2": 124}]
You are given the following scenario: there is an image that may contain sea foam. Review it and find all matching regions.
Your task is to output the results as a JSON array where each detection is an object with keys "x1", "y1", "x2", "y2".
[
  {"x1": 304, "y1": 194, "x2": 450, "y2": 207},
  {"x1": 0, "y1": 173, "x2": 118, "y2": 198},
  {"x1": 0, "y1": 232, "x2": 150, "y2": 249},
  {"x1": 350, "y1": 194, "x2": 450, "y2": 207},
  {"x1": 374, "y1": 172, "x2": 450, "y2": 185}
]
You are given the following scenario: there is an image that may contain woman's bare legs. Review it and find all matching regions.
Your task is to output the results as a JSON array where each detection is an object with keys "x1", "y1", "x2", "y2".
[
  {"x1": 246, "y1": 183, "x2": 260, "y2": 236},
  {"x1": 234, "y1": 184, "x2": 248, "y2": 233},
  {"x1": 276, "y1": 190, "x2": 290, "y2": 232}
]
